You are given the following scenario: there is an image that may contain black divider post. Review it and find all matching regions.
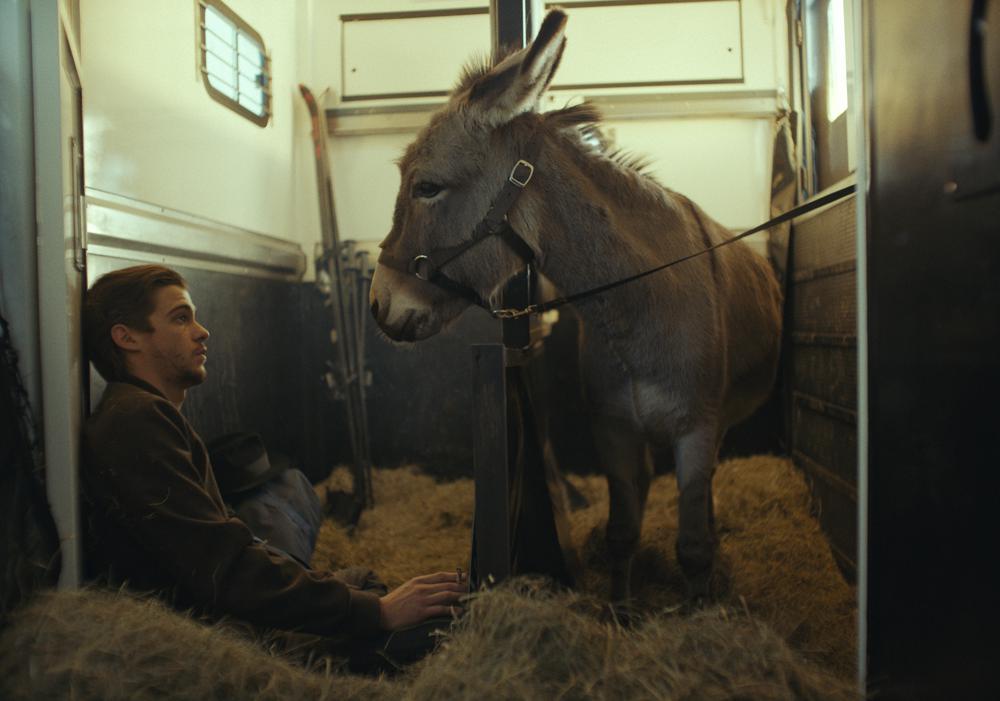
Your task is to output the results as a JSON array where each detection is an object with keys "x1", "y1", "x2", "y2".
[
  {"x1": 471, "y1": 344, "x2": 511, "y2": 585},
  {"x1": 469, "y1": 0, "x2": 576, "y2": 591}
]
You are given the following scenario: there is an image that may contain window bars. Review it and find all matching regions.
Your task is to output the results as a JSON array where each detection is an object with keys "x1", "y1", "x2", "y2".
[{"x1": 197, "y1": 0, "x2": 271, "y2": 126}]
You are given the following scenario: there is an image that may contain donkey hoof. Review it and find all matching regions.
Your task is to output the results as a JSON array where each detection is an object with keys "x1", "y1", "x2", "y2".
[{"x1": 683, "y1": 567, "x2": 713, "y2": 603}]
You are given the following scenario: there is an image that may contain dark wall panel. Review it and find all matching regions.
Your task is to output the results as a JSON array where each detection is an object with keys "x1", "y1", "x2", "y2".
[
  {"x1": 865, "y1": 2, "x2": 1000, "y2": 697},
  {"x1": 363, "y1": 307, "x2": 501, "y2": 477},
  {"x1": 786, "y1": 195, "x2": 858, "y2": 577},
  {"x1": 87, "y1": 257, "x2": 506, "y2": 482},
  {"x1": 791, "y1": 269, "x2": 857, "y2": 335},
  {"x1": 87, "y1": 258, "x2": 334, "y2": 482},
  {"x1": 791, "y1": 343, "x2": 857, "y2": 409},
  {"x1": 793, "y1": 400, "x2": 857, "y2": 488}
]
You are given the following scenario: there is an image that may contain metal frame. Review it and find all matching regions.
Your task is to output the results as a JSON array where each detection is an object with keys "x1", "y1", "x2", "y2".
[
  {"x1": 196, "y1": 0, "x2": 272, "y2": 127},
  {"x1": 850, "y1": 0, "x2": 867, "y2": 688},
  {"x1": 83, "y1": 189, "x2": 306, "y2": 281},
  {"x1": 31, "y1": 0, "x2": 86, "y2": 589},
  {"x1": 326, "y1": 88, "x2": 783, "y2": 136},
  {"x1": 471, "y1": 345, "x2": 511, "y2": 584}
]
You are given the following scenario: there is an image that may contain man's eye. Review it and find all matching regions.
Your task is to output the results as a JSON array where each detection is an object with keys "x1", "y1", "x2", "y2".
[{"x1": 412, "y1": 181, "x2": 443, "y2": 199}]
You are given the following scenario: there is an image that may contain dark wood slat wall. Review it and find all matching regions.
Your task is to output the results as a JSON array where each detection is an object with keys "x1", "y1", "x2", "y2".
[
  {"x1": 87, "y1": 257, "x2": 328, "y2": 480},
  {"x1": 787, "y1": 195, "x2": 858, "y2": 578}
]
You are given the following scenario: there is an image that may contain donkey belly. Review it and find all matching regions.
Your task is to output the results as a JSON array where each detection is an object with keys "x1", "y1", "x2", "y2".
[{"x1": 577, "y1": 322, "x2": 697, "y2": 444}]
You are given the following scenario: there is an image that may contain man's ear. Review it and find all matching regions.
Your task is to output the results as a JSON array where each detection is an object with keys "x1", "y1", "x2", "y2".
[
  {"x1": 462, "y1": 9, "x2": 568, "y2": 126},
  {"x1": 110, "y1": 324, "x2": 141, "y2": 352}
]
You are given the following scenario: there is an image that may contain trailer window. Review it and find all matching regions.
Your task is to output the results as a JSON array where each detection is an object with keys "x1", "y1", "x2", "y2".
[
  {"x1": 197, "y1": 0, "x2": 271, "y2": 127},
  {"x1": 801, "y1": 0, "x2": 856, "y2": 192}
]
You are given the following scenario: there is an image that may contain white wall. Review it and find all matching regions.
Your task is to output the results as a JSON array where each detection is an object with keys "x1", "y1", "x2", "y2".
[
  {"x1": 78, "y1": 0, "x2": 790, "y2": 276},
  {"x1": 81, "y1": 0, "x2": 313, "y2": 257},
  {"x1": 305, "y1": 0, "x2": 790, "y2": 258}
]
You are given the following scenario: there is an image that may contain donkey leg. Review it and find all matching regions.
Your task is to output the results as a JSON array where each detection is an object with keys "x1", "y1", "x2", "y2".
[
  {"x1": 594, "y1": 418, "x2": 653, "y2": 602},
  {"x1": 673, "y1": 425, "x2": 720, "y2": 600}
]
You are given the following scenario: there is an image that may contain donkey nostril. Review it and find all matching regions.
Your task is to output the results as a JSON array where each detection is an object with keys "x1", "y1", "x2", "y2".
[{"x1": 370, "y1": 300, "x2": 380, "y2": 319}]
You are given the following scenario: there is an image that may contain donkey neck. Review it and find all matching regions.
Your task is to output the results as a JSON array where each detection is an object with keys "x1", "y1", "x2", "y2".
[{"x1": 513, "y1": 132, "x2": 700, "y2": 305}]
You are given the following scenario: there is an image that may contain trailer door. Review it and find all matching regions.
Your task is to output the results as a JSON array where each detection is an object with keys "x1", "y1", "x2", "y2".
[{"x1": 32, "y1": 0, "x2": 86, "y2": 589}]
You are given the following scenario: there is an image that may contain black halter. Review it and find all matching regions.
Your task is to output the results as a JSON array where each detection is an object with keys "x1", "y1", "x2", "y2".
[{"x1": 377, "y1": 133, "x2": 544, "y2": 311}]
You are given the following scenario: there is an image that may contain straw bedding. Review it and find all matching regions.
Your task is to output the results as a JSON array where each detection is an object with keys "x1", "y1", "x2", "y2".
[{"x1": 0, "y1": 455, "x2": 858, "y2": 700}]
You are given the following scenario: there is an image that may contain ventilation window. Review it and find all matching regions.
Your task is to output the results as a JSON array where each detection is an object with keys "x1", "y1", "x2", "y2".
[{"x1": 197, "y1": 0, "x2": 271, "y2": 126}]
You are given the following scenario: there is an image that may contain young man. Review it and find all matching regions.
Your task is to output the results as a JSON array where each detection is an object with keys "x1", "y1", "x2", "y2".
[{"x1": 81, "y1": 264, "x2": 463, "y2": 669}]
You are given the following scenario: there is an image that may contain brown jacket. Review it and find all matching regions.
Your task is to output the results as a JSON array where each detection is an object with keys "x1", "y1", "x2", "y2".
[{"x1": 81, "y1": 377, "x2": 381, "y2": 640}]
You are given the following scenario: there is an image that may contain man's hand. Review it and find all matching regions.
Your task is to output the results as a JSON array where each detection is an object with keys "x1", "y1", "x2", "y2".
[{"x1": 379, "y1": 571, "x2": 467, "y2": 630}]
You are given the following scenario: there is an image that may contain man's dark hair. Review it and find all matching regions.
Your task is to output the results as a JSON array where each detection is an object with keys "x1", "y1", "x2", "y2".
[{"x1": 83, "y1": 265, "x2": 187, "y2": 381}]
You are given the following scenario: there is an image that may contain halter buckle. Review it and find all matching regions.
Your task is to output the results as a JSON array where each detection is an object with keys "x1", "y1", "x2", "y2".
[
  {"x1": 508, "y1": 160, "x2": 535, "y2": 188},
  {"x1": 409, "y1": 255, "x2": 435, "y2": 281}
]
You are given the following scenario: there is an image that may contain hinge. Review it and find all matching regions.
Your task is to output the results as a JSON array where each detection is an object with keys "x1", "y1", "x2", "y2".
[
  {"x1": 70, "y1": 136, "x2": 86, "y2": 272},
  {"x1": 795, "y1": 19, "x2": 804, "y2": 46}
]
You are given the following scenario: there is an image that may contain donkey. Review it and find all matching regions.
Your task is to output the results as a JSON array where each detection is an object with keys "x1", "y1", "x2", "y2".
[{"x1": 370, "y1": 9, "x2": 782, "y2": 600}]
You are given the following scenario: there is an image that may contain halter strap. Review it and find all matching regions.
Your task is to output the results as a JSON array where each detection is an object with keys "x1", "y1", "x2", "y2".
[
  {"x1": 377, "y1": 132, "x2": 544, "y2": 309},
  {"x1": 492, "y1": 183, "x2": 858, "y2": 319}
]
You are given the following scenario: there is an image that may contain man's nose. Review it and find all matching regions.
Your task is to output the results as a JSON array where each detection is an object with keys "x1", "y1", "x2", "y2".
[{"x1": 195, "y1": 321, "x2": 210, "y2": 340}]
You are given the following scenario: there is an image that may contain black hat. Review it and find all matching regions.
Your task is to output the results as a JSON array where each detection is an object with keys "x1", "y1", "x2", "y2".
[{"x1": 207, "y1": 432, "x2": 286, "y2": 496}]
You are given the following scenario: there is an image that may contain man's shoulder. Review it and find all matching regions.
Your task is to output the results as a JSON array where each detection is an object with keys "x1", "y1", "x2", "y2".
[{"x1": 86, "y1": 381, "x2": 184, "y2": 439}]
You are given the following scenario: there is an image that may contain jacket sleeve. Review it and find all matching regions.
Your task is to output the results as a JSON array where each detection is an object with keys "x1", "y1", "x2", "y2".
[{"x1": 85, "y1": 396, "x2": 381, "y2": 639}]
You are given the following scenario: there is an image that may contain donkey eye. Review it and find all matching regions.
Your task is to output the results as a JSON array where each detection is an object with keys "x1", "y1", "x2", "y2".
[{"x1": 412, "y1": 181, "x2": 444, "y2": 199}]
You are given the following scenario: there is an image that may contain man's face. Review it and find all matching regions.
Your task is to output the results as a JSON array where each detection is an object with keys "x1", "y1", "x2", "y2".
[{"x1": 133, "y1": 285, "x2": 210, "y2": 390}]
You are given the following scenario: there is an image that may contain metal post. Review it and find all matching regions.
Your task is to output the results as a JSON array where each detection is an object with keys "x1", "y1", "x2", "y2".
[{"x1": 471, "y1": 344, "x2": 510, "y2": 586}]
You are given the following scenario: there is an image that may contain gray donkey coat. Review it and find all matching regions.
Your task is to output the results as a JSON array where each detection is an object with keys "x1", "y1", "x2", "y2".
[{"x1": 370, "y1": 9, "x2": 782, "y2": 599}]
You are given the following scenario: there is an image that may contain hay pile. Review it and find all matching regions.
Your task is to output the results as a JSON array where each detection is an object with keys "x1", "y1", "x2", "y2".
[
  {"x1": 315, "y1": 455, "x2": 856, "y2": 678},
  {"x1": 0, "y1": 580, "x2": 856, "y2": 701},
  {"x1": 0, "y1": 588, "x2": 389, "y2": 701},
  {"x1": 0, "y1": 455, "x2": 859, "y2": 700}
]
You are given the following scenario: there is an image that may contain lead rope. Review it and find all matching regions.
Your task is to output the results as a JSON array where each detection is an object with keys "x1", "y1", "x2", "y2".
[{"x1": 491, "y1": 183, "x2": 857, "y2": 319}]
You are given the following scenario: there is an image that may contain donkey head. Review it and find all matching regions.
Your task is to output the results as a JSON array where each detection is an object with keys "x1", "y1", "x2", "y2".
[{"x1": 370, "y1": 10, "x2": 567, "y2": 342}]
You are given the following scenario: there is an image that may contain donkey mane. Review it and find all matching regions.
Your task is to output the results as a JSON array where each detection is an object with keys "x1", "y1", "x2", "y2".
[
  {"x1": 453, "y1": 57, "x2": 659, "y2": 186},
  {"x1": 543, "y1": 104, "x2": 656, "y2": 177}
]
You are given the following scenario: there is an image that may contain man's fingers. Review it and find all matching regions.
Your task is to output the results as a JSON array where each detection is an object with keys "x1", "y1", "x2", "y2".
[
  {"x1": 422, "y1": 581, "x2": 466, "y2": 594},
  {"x1": 415, "y1": 571, "x2": 464, "y2": 584},
  {"x1": 424, "y1": 589, "x2": 464, "y2": 606},
  {"x1": 424, "y1": 604, "x2": 459, "y2": 619}
]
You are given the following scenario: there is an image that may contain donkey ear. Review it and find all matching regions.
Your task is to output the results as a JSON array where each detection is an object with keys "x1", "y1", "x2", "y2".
[{"x1": 464, "y1": 9, "x2": 568, "y2": 125}]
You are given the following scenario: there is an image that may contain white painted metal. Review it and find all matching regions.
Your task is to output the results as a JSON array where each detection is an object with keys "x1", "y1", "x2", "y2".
[
  {"x1": 851, "y1": 0, "x2": 869, "y2": 690},
  {"x1": 553, "y1": 1, "x2": 743, "y2": 87},
  {"x1": 85, "y1": 190, "x2": 306, "y2": 280},
  {"x1": 342, "y1": 12, "x2": 491, "y2": 98},
  {"x1": 31, "y1": 0, "x2": 85, "y2": 589},
  {"x1": 0, "y1": 0, "x2": 43, "y2": 420},
  {"x1": 80, "y1": 0, "x2": 303, "y2": 248},
  {"x1": 607, "y1": 116, "x2": 773, "y2": 229},
  {"x1": 337, "y1": 0, "x2": 487, "y2": 14},
  {"x1": 318, "y1": 0, "x2": 789, "y2": 258}
]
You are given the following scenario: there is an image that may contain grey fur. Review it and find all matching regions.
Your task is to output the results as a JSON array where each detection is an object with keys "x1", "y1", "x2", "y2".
[{"x1": 370, "y1": 9, "x2": 782, "y2": 600}]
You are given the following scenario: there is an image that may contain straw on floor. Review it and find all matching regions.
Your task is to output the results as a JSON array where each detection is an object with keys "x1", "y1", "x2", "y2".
[{"x1": 0, "y1": 455, "x2": 859, "y2": 700}]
